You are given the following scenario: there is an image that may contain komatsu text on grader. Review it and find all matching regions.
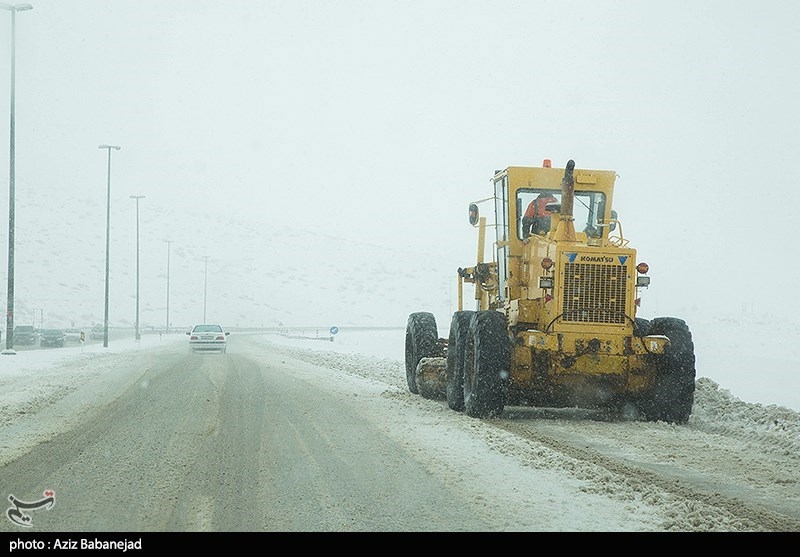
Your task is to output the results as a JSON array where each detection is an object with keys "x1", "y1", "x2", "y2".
[{"x1": 405, "y1": 159, "x2": 696, "y2": 423}]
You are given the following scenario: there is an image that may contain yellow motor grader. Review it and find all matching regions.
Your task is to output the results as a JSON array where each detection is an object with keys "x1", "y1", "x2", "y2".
[{"x1": 405, "y1": 159, "x2": 696, "y2": 423}]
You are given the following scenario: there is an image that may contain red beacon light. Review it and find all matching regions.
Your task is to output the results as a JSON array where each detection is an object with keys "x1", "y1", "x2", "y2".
[
  {"x1": 636, "y1": 262, "x2": 649, "y2": 274},
  {"x1": 541, "y1": 257, "x2": 553, "y2": 270}
]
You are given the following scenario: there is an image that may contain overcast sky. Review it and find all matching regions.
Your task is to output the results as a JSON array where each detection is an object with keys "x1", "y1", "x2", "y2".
[{"x1": 0, "y1": 0, "x2": 798, "y2": 325}]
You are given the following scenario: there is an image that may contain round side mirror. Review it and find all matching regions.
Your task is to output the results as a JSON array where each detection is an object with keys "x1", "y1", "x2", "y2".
[{"x1": 468, "y1": 203, "x2": 479, "y2": 226}]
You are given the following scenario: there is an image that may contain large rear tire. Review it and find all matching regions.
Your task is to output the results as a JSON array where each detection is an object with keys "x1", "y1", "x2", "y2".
[
  {"x1": 446, "y1": 310, "x2": 474, "y2": 411},
  {"x1": 463, "y1": 311, "x2": 510, "y2": 419},
  {"x1": 641, "y1": 317, "x2": 696, "y2": 424},
  {"x1": 405, "y1": 312, "x2": 438, "y2": 394}
]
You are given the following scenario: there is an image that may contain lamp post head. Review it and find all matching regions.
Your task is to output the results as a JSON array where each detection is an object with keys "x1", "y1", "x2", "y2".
[
  {"x1": 0, "y1": 4, "x2": 34, "y2": 12},
  {"x1": 129, "y1": 195, "x2": 145, "y2": 200},
  {"x1": 98, "y1": 145, "x2": 121, "y2": 151}
]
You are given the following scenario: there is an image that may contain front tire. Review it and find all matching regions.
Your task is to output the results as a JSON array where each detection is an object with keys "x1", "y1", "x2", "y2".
[
  {"x1": 464, "y1": 311, "x2": 510, "y2": 418},
  {"x1": 634, "y1": 317, "x2": 650, "y2": 337},
  {"x1": 446, "y1": 310, "x2": 474, "y2": 411},
  {"x1": 641, "y1": 317, "x2": 696, "y2": 424},
  {"x1": 405, "y1": 312, "x2": 438, "y2": 394}
]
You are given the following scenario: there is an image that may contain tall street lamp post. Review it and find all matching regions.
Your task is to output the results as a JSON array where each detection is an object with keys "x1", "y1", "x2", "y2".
[
  {"x1": 1, "y1": 2, "x2": 33, "y2": 354},
  {"x1": 99, "y1": 144, "x2": 120, "y2": 348},
  {"x1": 164, "y1": 240, "x2": 172, "y2": 333},
  {"x1": 130, "y1": 195, "x2": 144, "y2": 341},
  {"x1": 203, "y1": 256, "x2": 208, "y2": 323}
]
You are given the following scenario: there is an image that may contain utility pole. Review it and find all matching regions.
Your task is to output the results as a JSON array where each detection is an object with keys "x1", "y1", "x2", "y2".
[
  {"x1": 203, "y1": 255, "x2": 208, "y2": 323},
  {"x1": 164, "y1": 240, "x2": 172, "y2": 333},
  {"x1": 1, "y1": 3, "x2": 33, "y2": 354},
  {"x1": 130, "y1": 195, "x2": 145, "y2": 341},
  {"x1": 98, "y1": 144, "x2": 121, "y2": 348}
]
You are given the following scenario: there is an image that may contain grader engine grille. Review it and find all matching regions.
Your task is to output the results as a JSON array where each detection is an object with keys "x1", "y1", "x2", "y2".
[{"x1": 562, "y1": 262, "x2": 627, "y2": 324}]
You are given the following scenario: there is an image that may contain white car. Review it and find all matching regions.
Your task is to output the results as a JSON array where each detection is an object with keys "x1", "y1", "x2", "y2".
[{"x1": 186, "y1": 324, "x2": 229, "y2": 353}]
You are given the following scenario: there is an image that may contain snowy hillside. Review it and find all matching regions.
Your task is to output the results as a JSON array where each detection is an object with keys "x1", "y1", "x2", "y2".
[{"x1": 4, "y1": 184, "x2": 462, "y2": 330}]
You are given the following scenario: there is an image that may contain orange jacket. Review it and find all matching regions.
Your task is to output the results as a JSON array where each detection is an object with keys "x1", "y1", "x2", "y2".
[{"x1": 524, "y1": 195, "x2": 557, "y2": 218}]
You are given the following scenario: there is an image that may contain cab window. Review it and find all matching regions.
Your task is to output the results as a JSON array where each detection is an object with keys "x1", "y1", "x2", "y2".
[{"x1": 517, "y1": 189, "x2": 607, "y2": 239}]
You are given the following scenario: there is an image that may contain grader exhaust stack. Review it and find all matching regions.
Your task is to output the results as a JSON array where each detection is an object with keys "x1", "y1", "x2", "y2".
[{"x1": 553, "y1": 159, "x2": 577, "y2": 242}]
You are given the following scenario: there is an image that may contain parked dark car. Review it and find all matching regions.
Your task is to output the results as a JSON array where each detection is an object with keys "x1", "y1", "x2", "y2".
[
  {"x1": 13, "y1": 325, "x2": 38, "y2": 346},
  {"x1": 40, "y1": 329, "x2": 66, "y2": 348}
]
